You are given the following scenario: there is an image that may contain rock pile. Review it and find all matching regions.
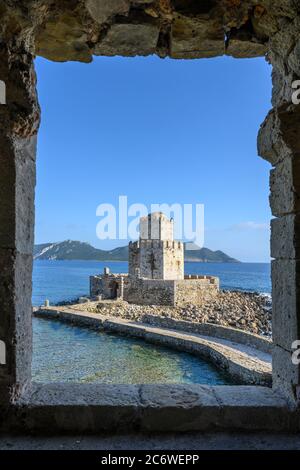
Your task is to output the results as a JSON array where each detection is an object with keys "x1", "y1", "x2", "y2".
[{"x1": 70, "y1": 290, "x2": 272, "y2": 337}]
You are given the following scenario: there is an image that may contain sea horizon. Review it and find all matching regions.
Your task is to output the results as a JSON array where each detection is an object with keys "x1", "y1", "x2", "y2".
[{"x1": 32, "y1": 259, "x2": 271, "y2": 307}]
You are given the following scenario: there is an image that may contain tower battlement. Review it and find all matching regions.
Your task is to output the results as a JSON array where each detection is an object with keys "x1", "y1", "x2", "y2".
[
  {"x1": 139, "y1": 212, "x2": 174, "y2": 241},
  {"x1": 129, "y1": 213, "x2": 184, "y2": 280}
]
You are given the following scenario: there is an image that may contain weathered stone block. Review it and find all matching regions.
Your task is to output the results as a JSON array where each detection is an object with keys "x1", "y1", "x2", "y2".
[
  {"x1": 175, "y1": 279, "x2": 218, "y2": 305},
  {"x1": 15, "y1": 384, "x2": 140, "y2": 433},
  {"x1": 272, "y1": 260, "x2": 300, "y2": 351},
  {"x1": 4, "y1": 382, "x2": 292, "y2": 433},
  {"x1": 170, "y1": 14, "x2": 224, "y2": 59},
  {"x1": 125, "y1": 277, "x2": 176, "y2": 306},
  {"x1": 271, "y1": 66, "x2": 295, "y2": 108},
  {"x1": 226, "y1": 39, "x2": 266, "y2": 59},
  {"x1": 0, "y1": 136, "x2": 16, "y2": 250},
  {"x1": 0, "y1": 136, "x2": 36, "y2": 254},
  {"x1": 288, "y1": 38, "x2": 300, "y2": 76},
  {"x1": 271, "y1": 215, "x2": 300, "y2": 259},
  {"x1": 277, "y1": 104, "x2": 300, "y2": 155},
  {"x1": 269, "y1": 0, "x2": 298, "y2": 19},
  {"x1": 15, "y1": 136, "x2": 36, "y2": 255},
  {"x1": 270, "y1": 157, "x2": 300, "y2": 217},
  {"x1": 85, "y1": 0, "x2": 130, "y2": 24},
  {"x1": 251, "y1": 5, "x2": 278, "y2": 40},
  {"x1": 0, "y1": 249, "x2": 32, "y2": 393},
  {"x1": 138, "y1": 384, "x2": 290, "y2": 432},
  {"x1": 258, "y1": 109, "x2": 292, "y2": 166},
  {"x1": 273, "y1": 344, "x2": 300, "y2": 405},
  {"x1": 258, "y1": 100, "x2": 300, "y2": 167},
  {"x1": 94, "y1": 21, "x2": 160, "y2": 56},
  {"x1": 85, "y1": 0, "x2": 153, "y2": 24},
  {"x1": 139, "y1": 384, "x2": 221, "y2": 431},
  {"x1": 270, "y1": 23, "x2": 296, "y2": 65},
  {"x1": 35, "y1": 14, "x2": 92, "y2": 63},
  {"x1": 213, "y1": 385, "x2": 290, "y2": 430}
]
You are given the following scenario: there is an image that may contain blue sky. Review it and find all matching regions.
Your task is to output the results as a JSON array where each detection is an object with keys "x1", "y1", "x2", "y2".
[{"x1": 35, "y1": 55, "x2": 272, "y2": 262}]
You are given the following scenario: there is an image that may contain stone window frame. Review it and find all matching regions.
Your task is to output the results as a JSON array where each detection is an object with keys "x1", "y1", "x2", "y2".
[{"x1": 1, "y1": 33, "x2": 300, "y2": 432}]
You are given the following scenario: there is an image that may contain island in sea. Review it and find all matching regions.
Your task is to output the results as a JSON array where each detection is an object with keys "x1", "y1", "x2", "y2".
[
  {"x1": 34, "y1": 214, "x2": 271, "y2": 341},
  {"x1": 34, "y1": 240, "x2": 240, "y2": 263}
]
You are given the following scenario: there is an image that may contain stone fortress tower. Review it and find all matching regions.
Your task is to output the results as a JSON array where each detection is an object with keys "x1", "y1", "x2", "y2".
[
  {"x1": 129, "y1": 212, "x2": 184, "y2": 280},
  {"x1": 90, "y1": 213, "x2": 219, "y2": 306}
]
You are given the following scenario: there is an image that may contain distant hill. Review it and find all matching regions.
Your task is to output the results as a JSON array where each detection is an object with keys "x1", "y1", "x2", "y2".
[
  {"x1": 34, "y1": 240, "x2": 240, "y2": 263},
  {"x1": 33, "y1": 241, "x2": 129, "y2": 261},
  {"x1": 184, "y1": 247, "x2": 239, "y2": 263}
]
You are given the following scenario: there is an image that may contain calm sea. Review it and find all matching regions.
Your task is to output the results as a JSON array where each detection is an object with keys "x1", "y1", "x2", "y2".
[
  {"x1": 32, "y1": 260, "x2": 271, "y2": 306},
  {"x1": 32, "y1": 317, "x2": 233, "y2": 385}
]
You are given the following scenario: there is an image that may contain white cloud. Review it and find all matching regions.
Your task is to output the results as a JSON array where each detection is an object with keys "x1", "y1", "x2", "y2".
[{"x1": 229, "y1": 221, "x2": 269, "y2": 232}]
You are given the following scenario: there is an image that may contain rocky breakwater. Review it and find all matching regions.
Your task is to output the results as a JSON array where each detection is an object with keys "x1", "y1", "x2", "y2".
[{"x1": 71, "y1": 291, "x2": 272, "y2": 337}]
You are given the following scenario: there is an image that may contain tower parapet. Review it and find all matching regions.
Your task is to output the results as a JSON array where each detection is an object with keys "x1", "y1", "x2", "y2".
[
  {"x1": 129, "y1": 212, "x2": 184, "y2": 280},
  {"x1": 140, "y1": 212, "x2": 174, "y2": 241}
]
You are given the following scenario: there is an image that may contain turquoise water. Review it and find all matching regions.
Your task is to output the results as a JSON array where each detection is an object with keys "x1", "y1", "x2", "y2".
[
  {"x1": 32, "y1": 260, "x2": 271, "y2": 306},
  {"x1": 32, "y1": 317, "x2": 233, "y2": 385}
]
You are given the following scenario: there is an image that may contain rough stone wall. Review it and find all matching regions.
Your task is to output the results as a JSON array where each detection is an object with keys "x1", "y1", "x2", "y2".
[
  {"x1": 257, "y1": 0, "x2": 300, "y2": 404},
  {"x1": 90, "y1": 275, "x2": 103, "y2": 297},
  {"x1": 138, "y1": 239, "x2": 183, "y2": 280},
  {"x1": 175, "y1": 278, "x2": 219, "y2": 306},
  {"x1": 163, "y1": 241, "x2": 184, "y2": 280},
  {"x1": 139, "y1": 240, "x2": 164, "y2": 279},
  {"x1": 160, "y1": 216, "x2": 174, "y2": 240},
  {"x1": 124, "y1": 278, "x2": 176, "y2": 306},
  {"x1": 0, "y1": 38, "x2": 40, "y2": 405},
  {"x1": 142, "y1": 314, "x2": 272, "y2": 354},
  {"x1": 140, "y1": 212, "x2": 174, "y2": 241},
  {"x1": 0, "y1": 0, "x2": 278, "y2": 63},
  {"x1": 90, "y1": 273, "x2": 218, "y2": 306},
  {"x1": 90, "y1": 274, "x2": 126, "y2": 299},
  {"x1": 128, "y1": 240, "x2": 140, "y2": 276},
  {"x1": 0, "y1": 1, "x2": 299, "y2": 65}
]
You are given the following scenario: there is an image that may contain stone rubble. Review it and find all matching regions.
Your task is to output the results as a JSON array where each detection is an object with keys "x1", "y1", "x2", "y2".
[{"x1": 68, "y1": 291, "x2": 272, "y2": 338}]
